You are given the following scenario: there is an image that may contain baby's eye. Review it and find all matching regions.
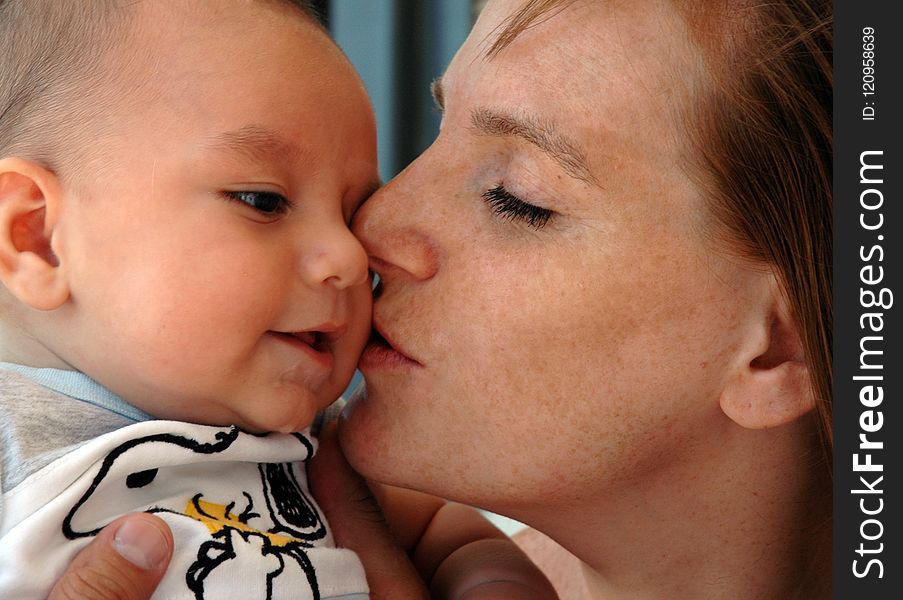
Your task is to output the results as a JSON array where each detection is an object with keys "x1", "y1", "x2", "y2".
[{"x1": 223, "y1": 191, "x2": 291, "y2": 216}]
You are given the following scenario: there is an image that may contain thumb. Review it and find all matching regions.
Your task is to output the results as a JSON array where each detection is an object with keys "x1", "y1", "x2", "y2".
[
  {"x1": 309, "y1": 422, "x2": 429, "y2": 600},
  {"x1": 49, "y1": 513, "x2": 173, "y2": 600}
]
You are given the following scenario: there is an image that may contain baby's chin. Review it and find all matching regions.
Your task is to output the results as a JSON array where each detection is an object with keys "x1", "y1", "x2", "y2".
[
  {"x1": 236, "y1": 405, "x2": 319, "y2": 435},
  {"x1": 234, "y1": 387, "x2": 344, "y2": 434},
  {"x1": 150, "y1": 379, "x2": 346, "y2": 434}
]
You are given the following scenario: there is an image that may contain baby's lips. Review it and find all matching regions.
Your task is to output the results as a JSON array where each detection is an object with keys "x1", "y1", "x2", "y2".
[
  {"x1": 285, "y1": 321, "x2": 347, "y2": 346},
  {"x1": 291, "y1": 331, "x2": 317, "y2": 346}
]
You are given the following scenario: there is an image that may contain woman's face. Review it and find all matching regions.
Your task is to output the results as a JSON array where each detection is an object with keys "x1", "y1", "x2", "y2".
[{"x1": 342, "y1": 0, "x2": 767, "y2": 516}]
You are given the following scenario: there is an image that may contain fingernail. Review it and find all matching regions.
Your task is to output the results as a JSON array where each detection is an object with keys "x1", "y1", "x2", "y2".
[{"x1": 112, "y1": 518, "x2": 169, "y2": 570}]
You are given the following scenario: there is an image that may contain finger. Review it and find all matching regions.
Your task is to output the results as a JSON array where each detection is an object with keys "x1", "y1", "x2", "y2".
[
  {"x1": 309, "y1": 422, "x2": 429, "y2": 600},
  {"x1": 432, "y1": 539, "x2": 560, "y2": 600},
  {"x1": 48, "y1": 513, "x2": 173, "y2": 600}
]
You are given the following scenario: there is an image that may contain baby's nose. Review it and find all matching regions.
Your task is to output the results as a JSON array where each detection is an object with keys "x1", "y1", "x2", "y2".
[{"x1": 298, "y1": 227, "x2": 369, "y2": 289}]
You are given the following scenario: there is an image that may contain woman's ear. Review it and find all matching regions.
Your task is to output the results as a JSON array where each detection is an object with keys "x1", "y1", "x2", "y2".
[
  {"x1": 0, "y1": 157, "x2": 69, "y2": 310},
  {"x1": 720, "y1": 274, "x2": 814, "y2": 429}
]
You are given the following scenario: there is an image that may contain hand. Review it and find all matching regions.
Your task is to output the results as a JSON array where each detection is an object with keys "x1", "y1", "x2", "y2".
[
  {"x1": 48, "y1": 513, "x2": 173, "y2": 600},
  {"x1": 308, "y1": 422, "x2": 430, "y2": 599}
]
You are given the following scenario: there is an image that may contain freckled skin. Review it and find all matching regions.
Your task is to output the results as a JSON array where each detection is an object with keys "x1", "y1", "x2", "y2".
[
  {"x1": 342, "y1": 1, "x2": 826, "y2": 597},
  {"x1": 344, "y1": 0, "x2": 757, "y2": 511}
]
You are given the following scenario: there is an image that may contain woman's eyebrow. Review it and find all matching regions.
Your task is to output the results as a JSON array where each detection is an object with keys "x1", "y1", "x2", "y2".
[
  {"x1": 470, "y1": 108, "x2": 598, "y2": 186},
  {"x1": 434, "y1": 77, "x2": 596, "y2": 186},
  {"x1": 204, "y1": 124, "x2": 301, "y2": 164}
]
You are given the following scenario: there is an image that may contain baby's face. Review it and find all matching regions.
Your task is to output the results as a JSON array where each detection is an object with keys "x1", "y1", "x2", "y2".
[{"x1": 53, "y1": 2, "x2": 377, "y2": 432}]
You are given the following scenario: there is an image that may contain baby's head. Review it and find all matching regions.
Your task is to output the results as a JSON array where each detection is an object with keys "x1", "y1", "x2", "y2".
[{"x1": 0, "y1": 0, "x2": 377, "y2": 433}]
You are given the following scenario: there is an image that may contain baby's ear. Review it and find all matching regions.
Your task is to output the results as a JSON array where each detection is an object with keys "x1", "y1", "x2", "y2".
[
  {"x1": 0, "y1": 157, "x2": 69, "y2": 310},
  {"x1": 720, "y1": 274, "x2": 814, "y2": 429}
]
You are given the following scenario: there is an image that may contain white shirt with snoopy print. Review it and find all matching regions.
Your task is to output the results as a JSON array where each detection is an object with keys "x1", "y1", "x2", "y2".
[{"x1": 0, "y1": 365, "x2": 368, "y2": 599}]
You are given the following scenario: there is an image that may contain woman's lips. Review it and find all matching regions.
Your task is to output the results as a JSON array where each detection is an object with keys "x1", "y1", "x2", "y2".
[{"x1": 359, "y1": 325, "x2": 421, "y2": 370}]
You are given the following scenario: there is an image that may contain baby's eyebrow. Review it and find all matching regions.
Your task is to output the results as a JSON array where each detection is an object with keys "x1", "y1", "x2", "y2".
[{"x1": 204, "y1": 124, "x2": 301, "y2": 163}]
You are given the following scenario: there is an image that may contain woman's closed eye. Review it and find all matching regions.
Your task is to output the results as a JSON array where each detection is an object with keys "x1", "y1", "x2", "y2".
[
  {"x1": 482, "y1": 184, "x2": 553, "y2": 229},
  {"x1": 223, "y1": 190, "x2": 291, "y2": 216}
]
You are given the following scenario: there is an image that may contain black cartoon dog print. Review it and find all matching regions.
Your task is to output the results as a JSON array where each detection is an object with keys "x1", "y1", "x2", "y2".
[{"x1": 61, "y1": 427, "x2": 327, "y2": 600}]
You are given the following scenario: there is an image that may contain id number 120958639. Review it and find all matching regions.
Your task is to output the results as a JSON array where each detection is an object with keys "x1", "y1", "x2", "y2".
[{"x1": 862, "y1": 26, "x2": 876, "y2": 121}]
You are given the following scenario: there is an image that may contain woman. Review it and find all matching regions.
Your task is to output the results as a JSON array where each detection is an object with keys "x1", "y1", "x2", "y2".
[{"x1": 53, "y1": 0, "x2": 832, "y2": 598}]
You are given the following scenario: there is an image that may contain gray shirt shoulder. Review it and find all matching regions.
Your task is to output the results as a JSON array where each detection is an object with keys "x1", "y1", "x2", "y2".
[{"x1": 0, "y1": 369, "x2": 132, "y2": 494}]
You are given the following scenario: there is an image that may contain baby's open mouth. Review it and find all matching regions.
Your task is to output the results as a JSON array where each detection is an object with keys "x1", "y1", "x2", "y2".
[
  {"x1": 291, "y1": 331, "x2": 317, "y2": 346},
  {"x1": 292, "y1": 331, "x2": 330, "y2": 351},
  {"x1": 274, "y1": 330, "x2": 330, "y2": 353}
]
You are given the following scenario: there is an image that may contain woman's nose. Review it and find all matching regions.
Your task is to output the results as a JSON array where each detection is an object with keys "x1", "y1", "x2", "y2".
[
  {"x1": 299, "y1": 224, "x2": 369, "y2": 290},
  {"x1": 352, "y1": 174, "x2": 439, "y2": 282}
]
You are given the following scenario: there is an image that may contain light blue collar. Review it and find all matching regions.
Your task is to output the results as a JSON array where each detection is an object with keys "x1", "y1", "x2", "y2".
[{"x1": 0, "y1": 363, "x2": 154, "y2": 422}]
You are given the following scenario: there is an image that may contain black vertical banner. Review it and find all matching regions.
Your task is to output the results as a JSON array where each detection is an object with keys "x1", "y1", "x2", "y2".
[{"x1": 834, "y1": 2, "x2": 901, "y2": 597}]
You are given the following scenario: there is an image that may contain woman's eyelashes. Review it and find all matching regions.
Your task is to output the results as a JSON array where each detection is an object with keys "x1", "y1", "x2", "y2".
[
  {"x1": 482, "y1": 184, "x2": 553, "y2": 229},
  {"x1": 223, "y1": 190, "x2": 291, "y2": 216}
]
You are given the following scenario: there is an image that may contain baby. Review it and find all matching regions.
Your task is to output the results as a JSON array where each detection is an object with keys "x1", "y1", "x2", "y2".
[{"x1": 0, "y1": 1, "x2": 376, "y2": 598}]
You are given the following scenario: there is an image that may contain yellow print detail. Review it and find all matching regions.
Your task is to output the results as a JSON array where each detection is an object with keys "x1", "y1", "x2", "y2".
[{"x1": 184, "y1": 496, "x2": 299, "y2": 548}]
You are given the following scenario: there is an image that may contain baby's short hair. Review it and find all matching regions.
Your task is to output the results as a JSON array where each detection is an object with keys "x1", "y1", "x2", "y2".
[
  {"x1": 0, "y1": 1, "x2": 133, "y2": 172},
  {"x1": 0, "y1": 0, "x2": 317, "y2": 175}
]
